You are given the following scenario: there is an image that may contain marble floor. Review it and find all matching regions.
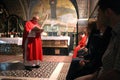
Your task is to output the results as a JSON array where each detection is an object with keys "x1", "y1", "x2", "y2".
[{"x1": 0, "y1": 55, "x2": 72, "y2": 80}]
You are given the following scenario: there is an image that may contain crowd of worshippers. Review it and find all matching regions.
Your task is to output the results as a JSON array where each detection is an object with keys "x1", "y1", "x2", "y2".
[{"x1": 66, "y1": 19, "x2": 112, "y2": 80}]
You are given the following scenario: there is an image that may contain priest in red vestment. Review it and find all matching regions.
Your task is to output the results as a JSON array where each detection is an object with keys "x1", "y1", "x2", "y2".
[{"x1": 22, "y1": 16, "x2": 43, "y2": 70}]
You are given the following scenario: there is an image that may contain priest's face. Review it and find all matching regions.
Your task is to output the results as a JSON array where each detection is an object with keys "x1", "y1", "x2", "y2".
[{"x1": 32, "y1": 16, "x2": 40, "y2": 23}]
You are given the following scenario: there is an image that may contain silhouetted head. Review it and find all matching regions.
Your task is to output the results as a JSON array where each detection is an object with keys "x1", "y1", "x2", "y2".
[{"x1": 31, "y1": 16, "x2": 40, "y2": 23}]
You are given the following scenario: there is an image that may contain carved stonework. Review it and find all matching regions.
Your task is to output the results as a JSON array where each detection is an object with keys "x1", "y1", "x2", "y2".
[{"x1": 76, "y1": 0, "x2": 89, "y2": 18}]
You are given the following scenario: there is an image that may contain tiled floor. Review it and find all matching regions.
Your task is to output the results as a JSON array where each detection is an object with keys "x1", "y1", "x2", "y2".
[{"x1": 0, "y1": 55, "x2": 72, "y2": 80}]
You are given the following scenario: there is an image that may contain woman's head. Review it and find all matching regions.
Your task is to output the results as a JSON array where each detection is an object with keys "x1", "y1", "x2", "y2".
[{"x1": 87, "y1": 20, "x2": 97, "y2": 35}]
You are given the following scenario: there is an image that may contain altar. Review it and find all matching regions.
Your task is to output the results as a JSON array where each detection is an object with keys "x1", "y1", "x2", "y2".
[
  {"x1": 0, "y1": 37, "x2": 22, "y2": 45},
  {"x1": 0, "y1": 36, "x2": 70, "y2": 55},
  {"x1": 42, "y1": 36, "x2": 70, "y2": 55},
  {"x1": 0, "y1": 37, "x2": 23, "y2": 54}
]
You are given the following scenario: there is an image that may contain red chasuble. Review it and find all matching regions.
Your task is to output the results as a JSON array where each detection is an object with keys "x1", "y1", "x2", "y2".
[{"x1": 22, "y1": 20, "x2": 43, "y2": 62}]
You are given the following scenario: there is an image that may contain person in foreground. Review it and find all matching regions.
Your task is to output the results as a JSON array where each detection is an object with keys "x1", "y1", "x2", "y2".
[
  {"x1": 22, "y1": 15, "x2": 43, "y2": 71},
  {"x1": 75, "y1": 0, "x2": 120, "y2": 80}
]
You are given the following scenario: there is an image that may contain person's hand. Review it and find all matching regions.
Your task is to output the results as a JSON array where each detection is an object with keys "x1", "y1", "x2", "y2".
[
  {"x1": 78, "y1": 56, "x2": 84, "y2": 58},
  {"x1": 79, "y1": 60, "x2": 85, "y2": 67},
  {"x1": 79, "y1": 60, "x2": 90, "y2": 67},
  {"x1": 84, "y1": 48, "x2": 88, "y2": 52}
]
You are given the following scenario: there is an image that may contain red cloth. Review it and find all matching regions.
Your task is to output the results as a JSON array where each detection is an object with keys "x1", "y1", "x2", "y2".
[
  {"x1": 72, "y1": 35, "x2": 87, "y2": 58},
  {"x1": 22, "y1": 20, "x2": 43, "y2": 61}
]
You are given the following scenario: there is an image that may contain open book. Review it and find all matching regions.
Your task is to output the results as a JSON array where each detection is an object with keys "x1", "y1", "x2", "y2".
[
  {"x1": 32, "y1": 26, "x2": 44, "y2": 32},
  {"x1": 28, "y1": 26, "x2": 44, "y2": 37}
]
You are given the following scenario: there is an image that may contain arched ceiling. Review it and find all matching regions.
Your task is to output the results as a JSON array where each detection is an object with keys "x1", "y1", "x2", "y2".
[{"x1": 0, "y1": 0, "x2": 98, "y2": 20}]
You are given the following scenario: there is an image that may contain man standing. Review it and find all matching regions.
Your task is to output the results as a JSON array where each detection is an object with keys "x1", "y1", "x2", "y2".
[{"x1": 22, "y1": 16, "x2": 43, "y2": 71}]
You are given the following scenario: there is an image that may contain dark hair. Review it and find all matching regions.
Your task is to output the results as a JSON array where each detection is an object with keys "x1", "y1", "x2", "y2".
[
  {"x1": 87, "y1": 21, "x2": 98, "y2": 35},
  {"x1": 88, "y1": 21, "x2": 97, "y2": 31},
  {"x1": 98, "y1": 0, "x2": 120, "y2": 15},
  {"x1": 79, "y1": 32, "x2": 84, "y2": 35}
]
